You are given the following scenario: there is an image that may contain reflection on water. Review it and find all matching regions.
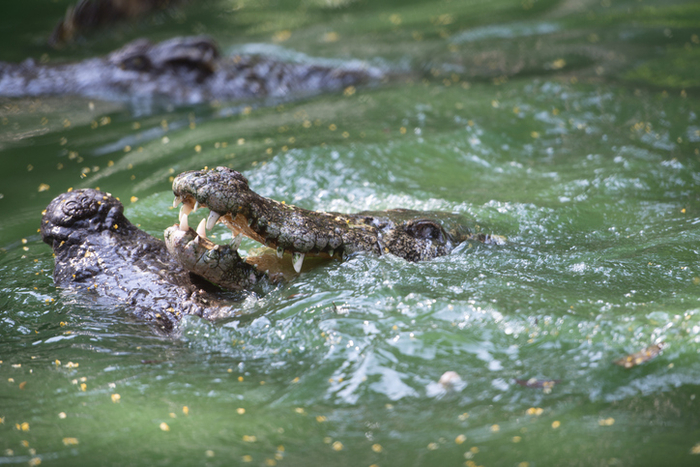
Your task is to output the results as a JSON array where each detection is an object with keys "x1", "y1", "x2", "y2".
[{"x1": 2, "y1": 0, "x2": 700, "y2": 465}]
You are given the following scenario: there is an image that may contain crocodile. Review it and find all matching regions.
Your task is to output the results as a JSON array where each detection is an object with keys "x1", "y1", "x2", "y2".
[
  {"x1": 41, "y1": 168, "x2": 496, "y2": 330},
  {"x1": 40, "y1": 188, "x2": 265, "y2": 332},
  {"x1": 1, "y1": 36, "x2": 383, "y2": 105}
]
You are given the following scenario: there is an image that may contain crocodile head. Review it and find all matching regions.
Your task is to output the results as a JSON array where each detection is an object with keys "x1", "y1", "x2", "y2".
[
  {"x1": 41, "y1": 188, "x2": 134, "y2": 251},
  {"x1": 170, "y1": 167, "x2": 479, "y2": 277}
]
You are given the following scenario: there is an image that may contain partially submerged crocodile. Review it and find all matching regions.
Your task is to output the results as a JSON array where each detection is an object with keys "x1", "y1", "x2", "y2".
[
  {"x1": 1, "y1": 36, "x2": 382, "y2": 105},
  {"x1": 41, "y1": 167, "x2": 497, "y2": 331}
]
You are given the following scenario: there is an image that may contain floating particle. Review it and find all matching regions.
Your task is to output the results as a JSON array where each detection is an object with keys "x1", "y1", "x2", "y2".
[
  {"x1": 242, "y1": 455, "x2": 253, "y2": 462},
  {"x1": 242, "y1": 435, "x2": 257, "y2": 443},
  {"x1": 526, "y1": 407, "x2": 544, "y2": 416},
  {"x1": 372, "y1": 443, "x2": 383, "y2": 453},
  {"x1": 38, "y1": 184, "x2": 50, "y2": 192},
  {"x1": 439, "y1": 371, "x2": 462, "y2": 388},
  {"x1": 328, "y1": 124, "x2": 337, "y2": 131},
  {"x1": 491, "y1": 424, "x2": 500, "y2": 433},
  {"x1": 549, "y1": 59, "x2": 566, "y2": 70},
  {"x1": 237, "y1": 408, "x2": 245, "y2": 415},
  {"x1": 692, "y1": 443, "x2": 700, "y2": 454},
  {"x1": 455, "y1": 435, "x2": 466, "y2": 444},
  {"x1": 79, "y1": 383, "x2": 86, "y2": 392},
  {"x1": 343, "y1": 86, "x2": 355, "y2": 97},
  {"x1": 169, "y1": 413, "x2": 176, "y2": 419},
  {"x1": 323, "y1": 32, "x2": 339, "y2": 42},
  {"x1": 265, "y1": 459, "x2": 276, "y2": 466},
  {"x1": 28, "y1": 458, "x2": 41, "y2": 466},
  {"x1": 614, "y1": 343, "x2": 666, "y2": 368},
  {"x1": 130, "y1": 196, "x2": 138, "y2": 203},
  {"x1": 323, "y1": 437, "x2": 332, "y2": 444},
  {"x1": 458, "y1": 413, "x2": 469, "y2": 421},
  {"x1": 62, "y1": 438, "x2": 79, "y2": 446},
  {"x1": 552, "y1": 421, "x2": 561, "y2": 429},
  {"x1": 332, "y1": 441, "x2": 343, "y2": 451},
  {"x1": 316, "y1": 416, "x2": 327, "y2": 423},
  {"x1": 598, "y1": 418, "x2": 615, "y2": 426},
  {"x1": 111, "y1": 394, "x2": 120, "y2": 403},
  {"x1": 58, "y1": 412, "x2": 66, "y2": 419},
  {"x1": 195, "y1": 145, "x2": 202, "y2": 153},
  {"x1": 238, "y1": 376, "x2": 244, "y2": 382},
  {"x1": 205, "y1": 450, "x2": 214, "y2": 457},
  {"x1": 531, "y1": 131, "x2": 540, "y2": 139},
  {"x1": 183, "y1": 406, "x2": 189, "y2": 415},
  {"x1": 427, "y1": 442, "x2": 438, "y2": 450},
  {"x1": 273, "y1": 30, "x2": 291, "y2": 42},
  {"x1": 518, "y1": 462, "x2": 530, "y2": 467},
  {"x1": 295, "y1": 408, "x2": 306, "y2": 415},
  {"x1": 512, "y1": 436, "x2": 522, "y2": 443},
  {"x1": 19, "y1": 381, "x2": 26, "y2": 390},
  {"x1": 160, "y1": 422, "x2": 170, "y2": 432}
]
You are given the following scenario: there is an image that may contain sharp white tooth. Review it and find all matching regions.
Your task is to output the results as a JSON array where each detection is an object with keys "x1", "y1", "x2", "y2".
[
  {"x1": 179, "y1": 211, "x2": 189, "y2": 231},
  {"x1": 206, "y1": 211, "x2": 221, "y2": 230},
  {"x1": 196, "y1": 218, "x2": 207, "y2": 239},
  {"x1": 181, "y1": 203, "x2": 193, "y2": 215},
  {"x1": 247, "y1": 217, "x2": 254, "y2": 227},
  {"x1": 277, "y1": 246, "x2": 284, "y2": 258},
  {"x1": 292, "y1": 252, "x2": 305, "y2": 273},
  {"x1": 193, "y1": 236, "x2": 200, "y2": 244},
  {"x1": 328, "y1": 249, "x2": 334, "y2": 257},
  {"x1": 173, "y1": 196, "x2": 182, "y2": 208},
  {"x1": 193, "y1": 201, "x2": 200, "y2": 212},
  {"x1": 231, "y1": 233, "x2": 243, "y2": 250}
]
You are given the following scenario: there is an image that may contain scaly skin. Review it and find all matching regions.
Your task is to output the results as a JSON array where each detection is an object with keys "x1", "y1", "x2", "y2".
[
  {"x1": 163, "y1": 225, "x2": 265, "y2": 290},
  {"x1": 0, "y1": 36, "x2": 383, "y2": 105},
  {"x1": 41, "y1": 189, "x2": 235, "y2": 332},
  {"x1": 172, "y1": 167, "x2": 486, "y2": 270}
]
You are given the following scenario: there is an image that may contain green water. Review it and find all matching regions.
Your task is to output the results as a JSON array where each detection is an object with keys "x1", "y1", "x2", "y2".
[{"x1": 2, "y1": 0, "x2": 700, "y2": 465}]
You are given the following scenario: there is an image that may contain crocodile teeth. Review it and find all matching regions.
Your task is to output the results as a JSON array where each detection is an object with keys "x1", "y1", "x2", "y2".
[
  {"x1": 179, "y1": 210, "x2": 190, "y2": 231},
  {"x1": 328, "y1": 249, "x2": 334, "y2": 257},
  {"x1": 231, "y1": 233, "x2": 243, "y2": 250},
  {"x1": 277, "y1": 246, "x2": 284, "y2": 258},
  {"x1": 196, "y1": 218, "x2": 207, "y2": 239},
  {"x1": 292, "y1": 252, "x2": 305, "y2": 273},
  {"x1": 173, "y1": 196, "x2": 182, "y2": 208},
  {"x1": 206, "y1": 211, "x2": 221, "y2": 230},
  {"x1": 193, "y1": 201, "x2": 200, "y2": 212},
  {"x1": 181, "y1": 202, "x2": 193, "y2": 216},
  {"x1": 247, "y1": 217, "x2": 254, "y2": 227}
]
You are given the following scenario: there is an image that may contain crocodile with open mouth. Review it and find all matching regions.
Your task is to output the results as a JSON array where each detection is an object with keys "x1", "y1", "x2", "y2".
[
  {"x1": 1, "y1": 35, "x2": 383, "y2": 105},
  {"x1": 41, "y1": 167, "x2": 499, "y2": 331}
]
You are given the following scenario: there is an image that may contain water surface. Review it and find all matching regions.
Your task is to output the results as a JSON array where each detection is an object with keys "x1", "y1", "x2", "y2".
[{"x1": 2, "y1": 0, "x2": 700, "y2": 465}]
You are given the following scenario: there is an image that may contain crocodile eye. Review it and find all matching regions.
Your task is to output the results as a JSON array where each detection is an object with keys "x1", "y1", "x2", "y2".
[{"x1": 406, "y1": 220, "x2": 446, "y2": 244}]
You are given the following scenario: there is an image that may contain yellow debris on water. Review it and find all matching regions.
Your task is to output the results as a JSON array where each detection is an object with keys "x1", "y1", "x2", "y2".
[
  {"x1": 38, "y1": 184, "x2": 50, "y2": 192},
  {"x1": 332, "y1": 441, "x2": 343, "y2": 451},
  {"x1": 237, "y1": 408, "x2": 245, "y2": 415},
  {"x1": 242, "y1": 455, "x2": 253, "y2": 462},
  {"x1": 599, "y1": 418, "x2": 615, "y2": 426},
  {"x1": 242, "y1": 435, "x2": 257, "y2": 442},
  {"x1": 372, "y1": 443, "x2": 382, "y2": 452},
  {"x1": 62, "y1": 438, "x2": 79, "y2": 446},
  {"x1": 552, "y1": 421, "x2": 561, "y2": 429},
  {"x1": 455, "y1": 434, "x2": 466, "y2": 444},
  {"x1": 111, "y1": 394, "x2": 121, "y2": 403},
  {"x1": 183, "y1": 406, "x2": 189, "y2": 415},
  {"x1": 160, "y1": 422, "x2": 170, "y2": 432},
  {"x1": 316, "y1": 416, "x2": 327, "y2": 422}
]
